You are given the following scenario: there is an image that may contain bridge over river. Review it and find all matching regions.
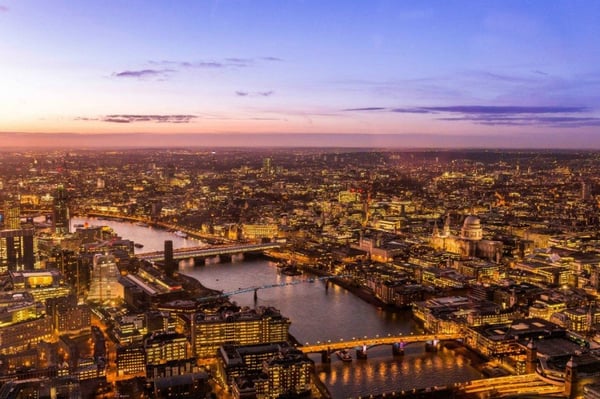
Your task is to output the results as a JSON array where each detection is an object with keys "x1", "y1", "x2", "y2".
[
  {"x1": 300, "y1": 333, "x2": 462, "y2": 362},
  {"x1": 138, "y1": 242, "x2": 283, "y2": 262}
]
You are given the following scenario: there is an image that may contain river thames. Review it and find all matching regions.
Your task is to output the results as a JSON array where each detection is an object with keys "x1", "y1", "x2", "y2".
[{"x1": 72, "y1": 217, "x2": 483, "y2": 398}]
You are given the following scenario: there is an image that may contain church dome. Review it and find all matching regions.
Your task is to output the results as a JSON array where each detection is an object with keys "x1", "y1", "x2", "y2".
[{"x1": 460, "y1": 215, "x2": 483, "y2": 241}]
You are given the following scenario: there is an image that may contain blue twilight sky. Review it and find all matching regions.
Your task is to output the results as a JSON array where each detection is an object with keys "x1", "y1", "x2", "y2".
[{"x1": 1, "y1": 0, "x2": 600, "y2": 147}]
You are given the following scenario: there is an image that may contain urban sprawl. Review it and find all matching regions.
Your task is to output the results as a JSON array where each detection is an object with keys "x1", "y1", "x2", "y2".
[{"x1": 2, "y1": 149, "x2": 600, "y2": 398}]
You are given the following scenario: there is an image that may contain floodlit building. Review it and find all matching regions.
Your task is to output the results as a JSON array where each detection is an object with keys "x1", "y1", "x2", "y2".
[{"x1": 87, "y1": 253, "x2": 123, "y2": 303}]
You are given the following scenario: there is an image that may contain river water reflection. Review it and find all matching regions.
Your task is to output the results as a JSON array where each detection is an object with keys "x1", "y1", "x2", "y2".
[{"x1": 71, "y1": 217, "x2": 482, "y2": 397}]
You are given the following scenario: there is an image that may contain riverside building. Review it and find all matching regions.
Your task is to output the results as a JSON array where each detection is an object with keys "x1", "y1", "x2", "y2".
[{"x1": 190, "y1": 306, "x2": 290, "y2": 358}]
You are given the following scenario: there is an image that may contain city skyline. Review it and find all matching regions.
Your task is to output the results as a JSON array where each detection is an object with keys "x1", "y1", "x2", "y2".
[{"x1": 2, "y1": 1, "x2": 600, "y2": 148}]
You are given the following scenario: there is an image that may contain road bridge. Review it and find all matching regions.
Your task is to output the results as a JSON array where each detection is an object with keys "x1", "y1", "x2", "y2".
[
  {"x1": 300, "y1": 333, "x2": 461, "y2": 353},
  {"x1": 138, "y1": 242, "x2": 284, "y2": 262},
  {"x1": 300, "y1": 333, "x2": 462, "y2": 362}
]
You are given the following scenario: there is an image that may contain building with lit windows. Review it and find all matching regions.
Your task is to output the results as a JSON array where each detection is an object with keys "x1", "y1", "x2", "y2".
[
  {"x1": 241, "y1": 224, "x2": 279, "y2": 240},
  {"x1": 144, "y1": 331, "x2": 190, "y2": 366},
  {"x1": 528, "y1": 297, "x2": 568, "y2": 320},
  {"x1": 0, "y1": 376, "x2": 81, "y2": 399},
  {"x1": 216, "y1": 342, "x2": 313, "y2": 399},
  {"x1": 9, "y1": 270, "x2": 72, "y2": 304},
  {"x1": 0, "y1": 228, "x2": 34, "y2": 272},
  {"x1": 412, "y1": 296, "x2": 517, "y2": 333},
  {"x1": 262, "y1": 350, "x2": 313, "y2": 399},
  {"x1": 116, "y1": 344, "x2": 145, "y2": 377},
  {"x1": 0, "y1": 293, "x2": 43, "y2": 327},
  {"x1": 0, "y1": 316, "x2": 53, "y2": 355},
  {"x1": 52, "y1": 184, "x2": 70, "y2": 235},
  {"x1": 46, "y1": 296, "x2": 91, "y2": 334},
  {"x1": 216, "y1": 343, "x2": 281, "y2": 390},
  {"x1": 191, "y1": 306, "x2": 290, "y2": 358},
  {"x1": 87, "y1": 253, "x2": 123, "y2": 303}
]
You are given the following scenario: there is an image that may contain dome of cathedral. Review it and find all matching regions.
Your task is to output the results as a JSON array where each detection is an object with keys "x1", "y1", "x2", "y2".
[
  {"x1": 460, "y1": 215, "x2": 483, "y2": 241},
  {"x1": 463, "y1": 215, "x2": 481, "y2": 228}
]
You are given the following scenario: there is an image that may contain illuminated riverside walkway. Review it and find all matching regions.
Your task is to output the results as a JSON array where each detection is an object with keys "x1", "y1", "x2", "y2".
[
  {"x1": 456, "y1": 373, "x2": 564, "y2": 398},
  {"x1": 138, "y1": 242, "x2": 283, "y2": 262},
  {"x1": 348, "y1": 373, "x2": 565, "y2": 398}
]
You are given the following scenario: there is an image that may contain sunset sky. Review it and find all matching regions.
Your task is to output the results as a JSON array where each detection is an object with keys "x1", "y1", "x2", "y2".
[{"x1": 1, "y1": 1, "x2": 600, "y2": 148}]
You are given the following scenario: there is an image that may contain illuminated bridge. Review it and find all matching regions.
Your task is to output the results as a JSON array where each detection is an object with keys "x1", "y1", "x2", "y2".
[
  {"x1": 300, "y1": 333, "x2": 461, "y2": 353},
  {"x1": 138, "y1": 242, "x2": 284, "y2": 262},
  {"x1": 299, "y1": 333, "x2": 462, "y2": 362}
]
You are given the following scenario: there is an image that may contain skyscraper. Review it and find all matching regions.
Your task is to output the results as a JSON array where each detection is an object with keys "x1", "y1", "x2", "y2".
[
  {"x1": 3, "y1": 200, "x2": 20, "y2": 229},
  {"x1": 164, "y1": 240, "x2": 174, "y2": 277},
  {"x1": 0, "y1": 200, "x2": 34, "y2": 272},
  {"x1": 53, "y1": 184, "x2": 70, "y2": 235}
]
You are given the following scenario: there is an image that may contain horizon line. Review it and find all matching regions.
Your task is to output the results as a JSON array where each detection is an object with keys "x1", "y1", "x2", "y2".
[{"x1": 1, "y1": 131, "x2": 600, "y2": 150}]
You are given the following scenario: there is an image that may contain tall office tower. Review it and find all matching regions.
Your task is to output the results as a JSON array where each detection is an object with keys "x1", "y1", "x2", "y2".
[
  {"x1": 164, "y1": 240, "x2": 174, "y2": 277},
  {"x1": 581, "y1": 180, "x2": 591, "y2": 201},
  {"x1": 3, "y1": 200, "x2": 20, "y2": 229},
  {"x1": 87, "y1": 254, "x2": 123, "y2": 303},
  {"x1": 53, "y1": 184, "x2": 70, "y2": 235},
  {"x1": 97, "y1": 177, "x2": 105, "y2": 189},
  {"x1": 262, "y1": 157, "x2": 273, "y2": 176},
  {"x1": 0, "y1": 201, "x2": 34, "y2": 272}
]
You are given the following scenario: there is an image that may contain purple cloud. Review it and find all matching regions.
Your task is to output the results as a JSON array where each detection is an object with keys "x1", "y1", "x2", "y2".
[
  {"x1": 0, "y1": 5, "x2": 8, "y2": 12},
  {"x1": 150, "y1": 57, "x2": 271, "y2": 69},
  {"x1": 236, "y1": 90, "x2": 275, "y2": 97},
  {"x1": 113, "y1": 69, "x2": 172, "y2": 78},
  {"x1": 391, "y1": 107, "x2": 432, "y2": 114},
  {"x1": 343, "y1": 104, "x2": 598, "y2": 128},
  {"x1": 421, "y1": 105, "x2": 588, "y2": 114},
  {"x1": 343, "y1": 107, "x2": 386, "y2": 111},
  {"x1": 100, "y1": 114, "x2": 197, "y2": 123},
  {"x1": 262, "y1": 56, "x2": 283, "y2": 62}
]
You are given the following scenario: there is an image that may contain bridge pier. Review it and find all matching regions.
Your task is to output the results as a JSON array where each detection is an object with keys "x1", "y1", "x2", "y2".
[
  {"x1": 220, "y1": 254, "x2": 233, "y2": 263},
  {"x1": 193, "y1": 257, "x2": 205, "y2": 266},
  {"x1": 253, "y1": 289, "x2": 258, "y2": 302},
  {"x1": 425, "y1": 338, "x2": 440, "y2": 352},
  {"x1": 392, "y1": 342, "x2": 405, "y2": 356},
  {"x1": 321, "y1": 349, "x2": 331, "y2": 363},
  {"x1": 356, "y1": 345, "x2": 368, "y2": 360}
]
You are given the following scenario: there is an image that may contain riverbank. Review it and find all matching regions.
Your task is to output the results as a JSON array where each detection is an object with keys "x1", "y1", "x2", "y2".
[
  {"x1": 298, "y1": 264, "x2": 393, "y2": 309},
  {"x1": 175, "y1": 271, "x2": 222, "y2": 298}
]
